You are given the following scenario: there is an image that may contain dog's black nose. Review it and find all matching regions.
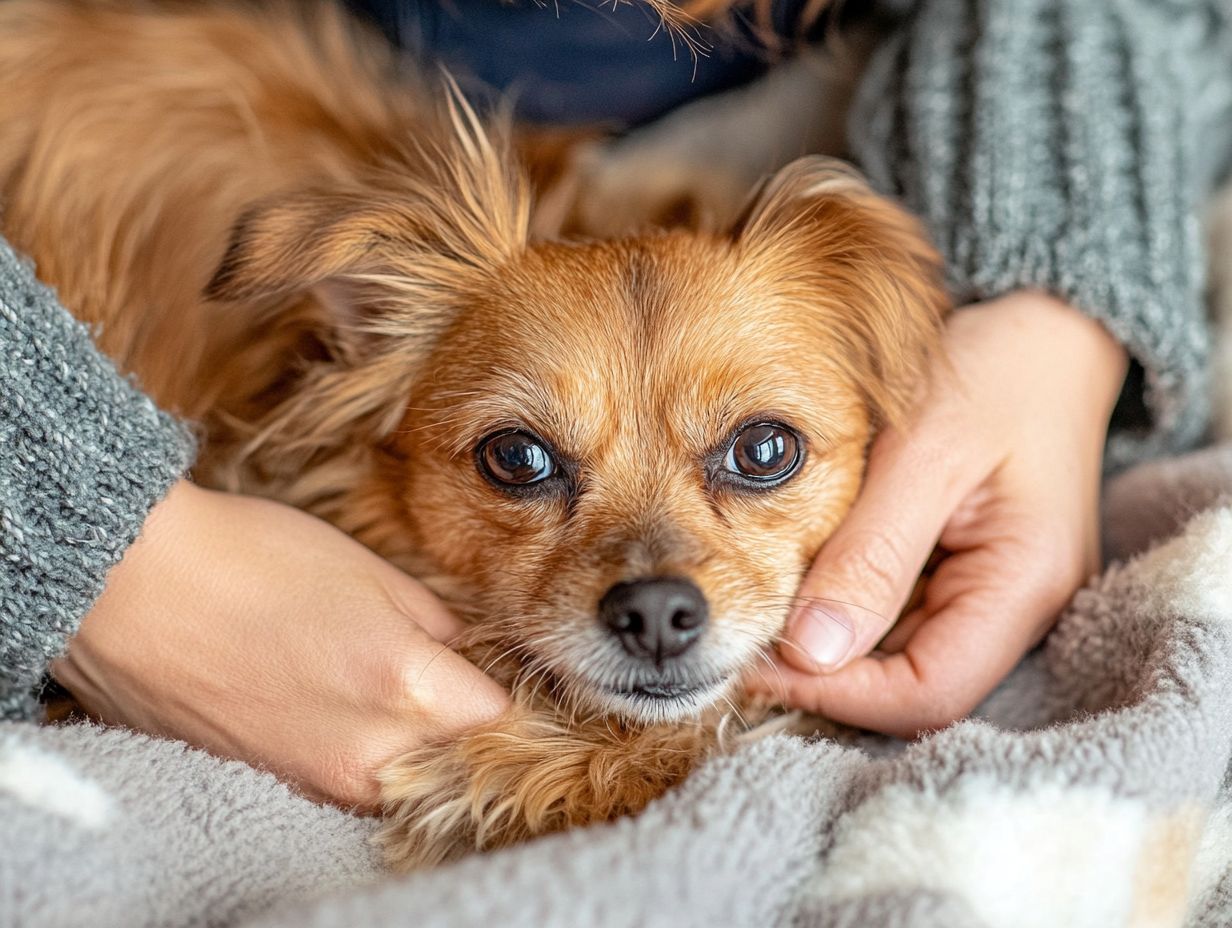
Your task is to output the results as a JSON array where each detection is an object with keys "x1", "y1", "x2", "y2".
[{"x1": 598, "y1": 577, "x2": 708, "y2": 662}]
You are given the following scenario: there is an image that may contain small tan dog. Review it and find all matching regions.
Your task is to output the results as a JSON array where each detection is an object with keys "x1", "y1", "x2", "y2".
[{"x1": 0, "y1": 0, "x2": 947, "y2": 867}]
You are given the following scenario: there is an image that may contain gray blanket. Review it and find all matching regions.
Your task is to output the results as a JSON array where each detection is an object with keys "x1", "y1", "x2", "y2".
[{"x1": 4, "y1": 443, "x2": 1232, "y2": 928}]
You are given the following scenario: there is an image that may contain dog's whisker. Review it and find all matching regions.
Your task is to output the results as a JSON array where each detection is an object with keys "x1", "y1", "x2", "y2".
[
  {"x1": 409, "y1": 642, "x2": 454, "y2": 691},
  {"x1": 522, "y1": 666, "x2": 556, "y2": 706},
  {"x1": 478, "y1": 643, "x2": 525, "y2": 677},
  {"x1": 772, "y1": 633, "x2": 825, "y2": 674},
  {"x1": 752, "y1": 648, "x2": 788, "y2": 699},
  {"x1": 717, "y1": 693, "x2": 747, "y2": 729},
  {"x1": 762, "y1": 594, "x2": 895, "y2": 627}
]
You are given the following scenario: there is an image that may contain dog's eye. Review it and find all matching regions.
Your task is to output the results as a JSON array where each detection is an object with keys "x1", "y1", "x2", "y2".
[
  {"x1": 478, "y1": 431, "x2": 557, "y2": 486},
  {"x1": 723, "y1": 423, "x2": 802, "y2": 485}
]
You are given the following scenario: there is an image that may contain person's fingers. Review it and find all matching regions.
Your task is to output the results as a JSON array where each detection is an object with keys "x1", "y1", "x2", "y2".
[
  {"x1": 759, "y1": 543, "x2": 1063, "y2": 737},
  {"x1": 782, "y1": 423, "x2": 983, "y2": 674}
]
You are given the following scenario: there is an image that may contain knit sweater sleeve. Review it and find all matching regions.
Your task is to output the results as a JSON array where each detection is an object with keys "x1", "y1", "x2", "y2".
[
  {"x1": 850, "y1": 0, "x2": 1232, "y2": 469},
  {"x1": 0, "y1": 238, "x2": 194, "y2": 720}
]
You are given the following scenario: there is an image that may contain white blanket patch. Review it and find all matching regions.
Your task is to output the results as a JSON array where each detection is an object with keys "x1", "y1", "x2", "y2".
[
  {"x1": 1189, "y1": 801, "x2": 1232, "y2": 915},
  {"x1": 0, "y1": 738, "x2": 114, "y2": 830},
  {"x1": 806, "y1": 779, "x2": 1150, "y2": 928},
  {"x1": 1131, "y1": 506, "x2": 1232, "y2": 622}
]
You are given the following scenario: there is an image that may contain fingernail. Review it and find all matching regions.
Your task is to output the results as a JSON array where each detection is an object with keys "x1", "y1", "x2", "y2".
[{"x1": 793, "y1": 604, "x2": 855, "y2": 670}]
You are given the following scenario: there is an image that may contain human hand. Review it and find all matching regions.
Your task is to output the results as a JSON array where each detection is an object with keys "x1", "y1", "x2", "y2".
[
  {"x1": 748, "y1": 291, "x2": 1127, "y2": 737},
  {"x1": 52, "y1": 481, "x2": 509, "y2": 809}
]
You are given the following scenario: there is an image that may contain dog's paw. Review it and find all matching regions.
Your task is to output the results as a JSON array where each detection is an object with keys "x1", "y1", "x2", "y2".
[{"x1": 376, "y1": 709, "x2": 708, "y2": 871}]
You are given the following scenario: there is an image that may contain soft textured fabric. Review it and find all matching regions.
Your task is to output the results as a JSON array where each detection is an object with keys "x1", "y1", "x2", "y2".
[
  {"x1": 0, "y1": 240, "x2": 194, "y2": 720},
  {"x1": 3, "y1": 441, "x2": 1232, "y2": 928},
  {"x1": 0, "y1": 724, "x2": 384, "y2": 928}
]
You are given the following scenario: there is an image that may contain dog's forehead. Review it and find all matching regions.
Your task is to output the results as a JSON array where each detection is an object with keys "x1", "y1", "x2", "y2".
[
  {"x1": 425, "y1": 236, "x2": 864, "y2": 456},
  {"x1": 484, "y1": 237, "x2": 798, "y2": 365}
]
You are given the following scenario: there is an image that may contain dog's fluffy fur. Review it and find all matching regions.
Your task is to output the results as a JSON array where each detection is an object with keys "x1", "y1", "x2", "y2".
[{"x1": 0, "y1": 0, "x2": 948, "y2": 868}]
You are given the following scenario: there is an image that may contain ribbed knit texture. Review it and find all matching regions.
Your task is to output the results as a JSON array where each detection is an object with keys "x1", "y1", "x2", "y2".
[
  {"x1": 853, "y1": 0, "x2": 1232, "y2": 469},
  {"x1": 0, "y1": 240, "x2": 194, "y2": 720}
]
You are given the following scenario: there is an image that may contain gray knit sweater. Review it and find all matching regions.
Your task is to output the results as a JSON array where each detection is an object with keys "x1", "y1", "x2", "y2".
[
  {"x1": 2, "y1": 0, "x2": 1231, "y2": 718},
  {"x1": 854, "y1": 0, "x2": 1232, "y2": 469},
  {"x1": 0, "y1": 243, "x2": 194, "y2": 719}
]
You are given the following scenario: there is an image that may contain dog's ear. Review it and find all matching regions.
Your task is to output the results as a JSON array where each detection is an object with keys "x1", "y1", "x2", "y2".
[
  {"x1": 204, "y1": 100, "x2": 531, "y2": 475},
  {"x1": 730, "y1": 156, "x2": 950, "y2": 428},
  {"x1": 205, "y1": 101, "x2": 529, "y2": 316}
]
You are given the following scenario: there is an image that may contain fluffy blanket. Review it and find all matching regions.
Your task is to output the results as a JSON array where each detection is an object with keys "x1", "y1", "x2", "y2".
[{"x1": 4, "y1": 443, "x2": 1232, "y2": 928}]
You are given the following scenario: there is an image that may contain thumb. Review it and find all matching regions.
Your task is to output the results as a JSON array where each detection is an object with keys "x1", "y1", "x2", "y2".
[{"x1": 783, "y1": 431, "x2": 970, "y2": 673}]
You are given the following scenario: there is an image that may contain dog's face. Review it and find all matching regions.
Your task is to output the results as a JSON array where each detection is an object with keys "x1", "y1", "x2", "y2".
[
  {"x1": 208, "y1": 152, "x2": 946, "y2": 725},
  {"x1": 399, "y1": 235, "x2": 883, "y2": 722}
]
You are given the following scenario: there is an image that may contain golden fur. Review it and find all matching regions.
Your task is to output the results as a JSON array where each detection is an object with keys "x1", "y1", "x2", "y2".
[{"x1": 0, "y1": 0, "x2": 947, "y2": 868}]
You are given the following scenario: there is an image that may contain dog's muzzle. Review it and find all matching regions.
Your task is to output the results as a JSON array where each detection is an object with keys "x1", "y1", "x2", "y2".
[{"x1": 598, "y1": 576, "x2": 708, "y2": 664}]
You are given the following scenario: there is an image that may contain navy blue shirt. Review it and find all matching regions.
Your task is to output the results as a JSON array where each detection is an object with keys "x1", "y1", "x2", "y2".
[{"x1": 347, "y1": 0, "x2": 825, "y2": 128}]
